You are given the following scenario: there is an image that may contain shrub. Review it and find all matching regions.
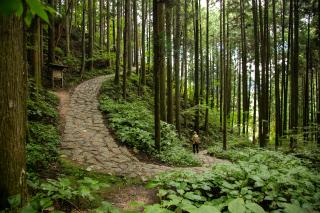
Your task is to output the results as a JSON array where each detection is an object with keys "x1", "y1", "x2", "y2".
[
  {"x1": 27, "y1": 122, "x2": 60, "y2": 172},
  {"x1": 27, "y1": 81, "x2": 60, "y2": 173},
  {"x1": 147, "y1": 149, "x2": 320, "y2": 212},
  {"x1": 99, "y1": 95, "x2": 199, "y2": 166}
]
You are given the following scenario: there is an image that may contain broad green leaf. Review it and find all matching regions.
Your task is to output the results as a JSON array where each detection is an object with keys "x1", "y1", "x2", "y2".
[
  {"x1": 8, "y1": 194, "x2": 21, "y2": 208},
  {"x1": 228, "y1": 198, "x2": 245, "y2": 213},
  {"x1": 144, "y1": 204, "x2": 173, "y2": 213},
  {"x1": 21, "y1": 205, "x2": 37, "y2": 213},
  {"x1": 26, "y1": 0, "x2": 48, "y2": 23},
  {"x1": 179, "y1": 202, "x2": 198, "y2": 212},
  {"x1": 158, "y1": 189, "x2": 168, "y2": 198},
  {"x1": 222, "y1": 181, "x2": 236, "y2": 189},
  {"x1": 184, "y1": 192, "x2": 205, "y2": 201},
  {"x1": 177, "y1": 189, "x2": 185, "y2": 195},
  {"x1": 190, "y1": 205, "x2": 220, "y2": 213},
  {"x1": 283, "y1": 204, "x2": 308, "y2": 213},
  {"x1": 39, "y1": 197, "x2": 53, "y2": 209},
  {"x1": 0, "y1": 0, "x2": 22, "y2": 15},
  {"x1": 245, "y1": 202, "x2": 265, "y2": 213}
]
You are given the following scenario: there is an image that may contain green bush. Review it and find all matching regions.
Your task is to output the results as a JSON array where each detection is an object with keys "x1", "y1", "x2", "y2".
[
  {"x1": 27, "y1": 122, "x2": 60, "y2": 171},
  {"x1": 27, "y1": 81, "x2": 59, "y2": 123},
  {"x1": 27, "y1": 81, "x2": 60, "y2": 173},
  {"x1": 147, "y1": 149, "x2": 320, "y2": 212},
  {"x1": 21, "y1": 177, "x2": 115, "y2": 212},
  {"x1": 99, "y1": 95, "x2": 199, "y2": 166}
]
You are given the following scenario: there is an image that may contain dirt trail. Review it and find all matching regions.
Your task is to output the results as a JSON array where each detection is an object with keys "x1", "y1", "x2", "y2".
[{"x1": 58, "y1": 75, "x2": 228, "y2": 181}]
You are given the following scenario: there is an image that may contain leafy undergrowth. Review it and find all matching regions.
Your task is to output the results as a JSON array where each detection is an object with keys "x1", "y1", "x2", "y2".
[
  {"x1": 64, "y1": 67, "x2": 114, "y2": 88},
  {"x1": 21, "y1": 81, "x2": 125, "y2": 213},
  {"x1": 144, "y1": 149, "x2": 320, "y2": 213},
  {"x1": 27, "y1": 80, "x2": 60, "y2": 174},
  {"x1": 22, "y1": 161, "x2": 135, "y2": 213},
  {"x1": 61, "y1": 50, "x2": 115, "y2": 88},
  {"x1": 99, "y1": 78, "x2": 200, "y2": 167}
]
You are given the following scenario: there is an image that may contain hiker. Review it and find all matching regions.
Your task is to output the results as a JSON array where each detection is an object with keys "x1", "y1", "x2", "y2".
[{"x1": 192, "y1": 131, "x2": 200, "y2": 154}]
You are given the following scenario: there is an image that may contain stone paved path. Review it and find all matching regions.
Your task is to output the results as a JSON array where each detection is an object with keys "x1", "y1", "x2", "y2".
[{"x1": 61, "y1": 75, "x2": 227, "y2": 180}]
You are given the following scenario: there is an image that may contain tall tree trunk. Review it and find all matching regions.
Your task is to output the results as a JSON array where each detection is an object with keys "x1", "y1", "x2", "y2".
[
  {"x1": 219, "y1": 2, "x2": 223, "y2": 130},
  {"x1": 133, "y1": 0, "x2": 139, "y2": 74},
  {"x1": 222, "y1": 0, "x2": 227, "y2": 150},
  {"x1": 258, "y1": 0, "x2": 269, "y2": 147},
  {"x1": 141, "y1": 0, "x2": 146, "y2": 85},
  {"x1": 183, "y1": 0, "x2": 188, "y2": 122},
  {"x1": 194, "y1": 0, "x2": 200, "y2": 133},
  {"x1": 317, "y1": 0, "x2": 320, "y2": 145},
  {"x1": 127, "y1": 0, "x2": 132, "y2": 76},
  {"x1": 240, "y1": 0, "x2": 248, "y2": 134},
  {"x1": 0, "y1": 13, "x2": 27, "y2": 209},
  {"x1": 273, "y1": 0, "x2": 280, "y2": 149},
  {"x1": 88, "y1": 0, "x2": 94, "y2": 71},
  {"x1": 174, "y1": 0, "x2": 181, "y2": 134},
  {"x1": 199, "y1": 0, "x2": 204, "y2": 104},
  {"x1": 123, "y1": 0, "x2": 129, "y2": 98},
  {"x1": 147, "y1": 0, "x2": 151, "y2": 70},
  {"x1": 81, "y1": 0, "x2": 86, "y2": 76},
  {"x1": 99, "y1": 0, "x2": 104, "y2": 48},
  {"x1": 115, "y1": 0, "x2": 121, "y2": 84},
  {"x1": 106, "y1": 0, "x2": 110, "y2": 52},
  {"x1": 290, "y1": 0, "x2": 299, "y2": 149},
  {"x1": 112, "y1": 0, "x2": 116, "y2": 50},
  {"x1": 205, "y1": 0, "x2": 210, "y2": 133},
  {"x1": 30, "y1": 17, "x2": 42, "y2": 91},
  {"x1": 303, "y1": 14, "x2": 311, "y2": 142},
  {"x1": 48, "y1": 0, "x2": 56, "y2": 64},
  {"x1": 153, "y1": 0, "x2": 165, "y2": 150},
  {"x1": 66, "y1": 0, "x2": 70, "y2": 55},
  {"x1": 160, "y1": 1, "x2": 167, "y2": 121},
  {"x1": 280, "y1": 0, "x2": 286, "y2": 140},
  {"x1": 237, "y1": 51, "x2": 241, "y2": 135},
  {"x1": 166, "y1": 2, "x2": 173, "y2": 124},
  {"x1": 284, "y1": 0, "x2": 293, "y2": 137}
]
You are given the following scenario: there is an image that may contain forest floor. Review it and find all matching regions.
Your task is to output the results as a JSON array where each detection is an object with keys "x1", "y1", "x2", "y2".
[{"x1": 54, "y1": 75, "x2": 228, "y2": 209}]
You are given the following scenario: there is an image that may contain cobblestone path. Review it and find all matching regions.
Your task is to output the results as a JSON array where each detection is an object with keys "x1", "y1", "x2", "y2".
[{"x1": 61, "y1": 75, "x2": 227, "y2": 180}]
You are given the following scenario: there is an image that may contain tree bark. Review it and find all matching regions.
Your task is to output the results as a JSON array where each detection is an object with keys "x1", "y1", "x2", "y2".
[
  {"x1": 141, "y1": 0, "x2": 146, "y2": 86},
  {"x1": 273, "y1": 0, "x2": 280, "y2": 149},
  {"x1": 66, "y1": 0, "x2": 70, "y2": 55},
  {"x1": 48, "y1": 0, "x2": 56, "y2": 64},
  {"x1": 166, "y1": 2, "x2": 173, "y2": 124},
  {"x1": 115, "y1": 0, "x2": 121, "y2": 84},
  {"x1": 194, "y1": 0, "x2": 200, "y2": 133},
  {"x1": 88, "y1": 0, "x2": 94, "y2": 71},
  {"x1": 160, "y1": 1, "x2": 167, "y2": 121},
  {"x1": 30, "y1": 17, "x2": 42, "y2": 91},
  {"x1": 174, "y1": 0, "x2": 181, "y2": 134},
  {"x1": 99, "y1": 0, "x2": 104, "y2": 48},
  {"x1": 222, "y1": 0, "x2": 227, "y2": 150},
  {"x1": 106, "y1": 0, "x2": 110, "y2": 52},
  {"x1": 0, "y1": 13, "x2": 27, "y2": 210},
  {"x1": 153, "y1": 0, "x2": 165, "y2": 151},
  {"x1": 133, "y1": 0, "x2": 139, "y2": 74},
  {"x1": 204, "y1": 0, "x2": 210, "y2": 133},
  {"x1": 81, "y1": 0, "x2": 86, "y2": 77},
  {"x1": 303, "y1": 14, "x2": 311, "y2": 142},
  {"x1": 290, "y1": 0, "x2": 299, "y2": 149},
  {"x1": 240, "y1": 0, "x2": 248, "y2": 134}
]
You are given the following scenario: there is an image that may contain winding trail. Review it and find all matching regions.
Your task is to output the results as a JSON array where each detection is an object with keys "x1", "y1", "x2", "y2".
[{"x1": 60, "y1": 75, "x2": 226, "y2": 180}]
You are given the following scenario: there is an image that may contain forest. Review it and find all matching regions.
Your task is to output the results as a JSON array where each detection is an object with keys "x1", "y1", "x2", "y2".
[{"x1": 0, "y1": 0, "x2": 320, "y2": 212}]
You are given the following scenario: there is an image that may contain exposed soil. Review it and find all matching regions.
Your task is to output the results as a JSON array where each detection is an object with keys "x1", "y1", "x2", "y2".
[
  {"x1": 101, "y1": 185, "x2": 159, "y2": 211},
  {"x1": 53, "y1": 89, "x2": 71, "y2": 132}
]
